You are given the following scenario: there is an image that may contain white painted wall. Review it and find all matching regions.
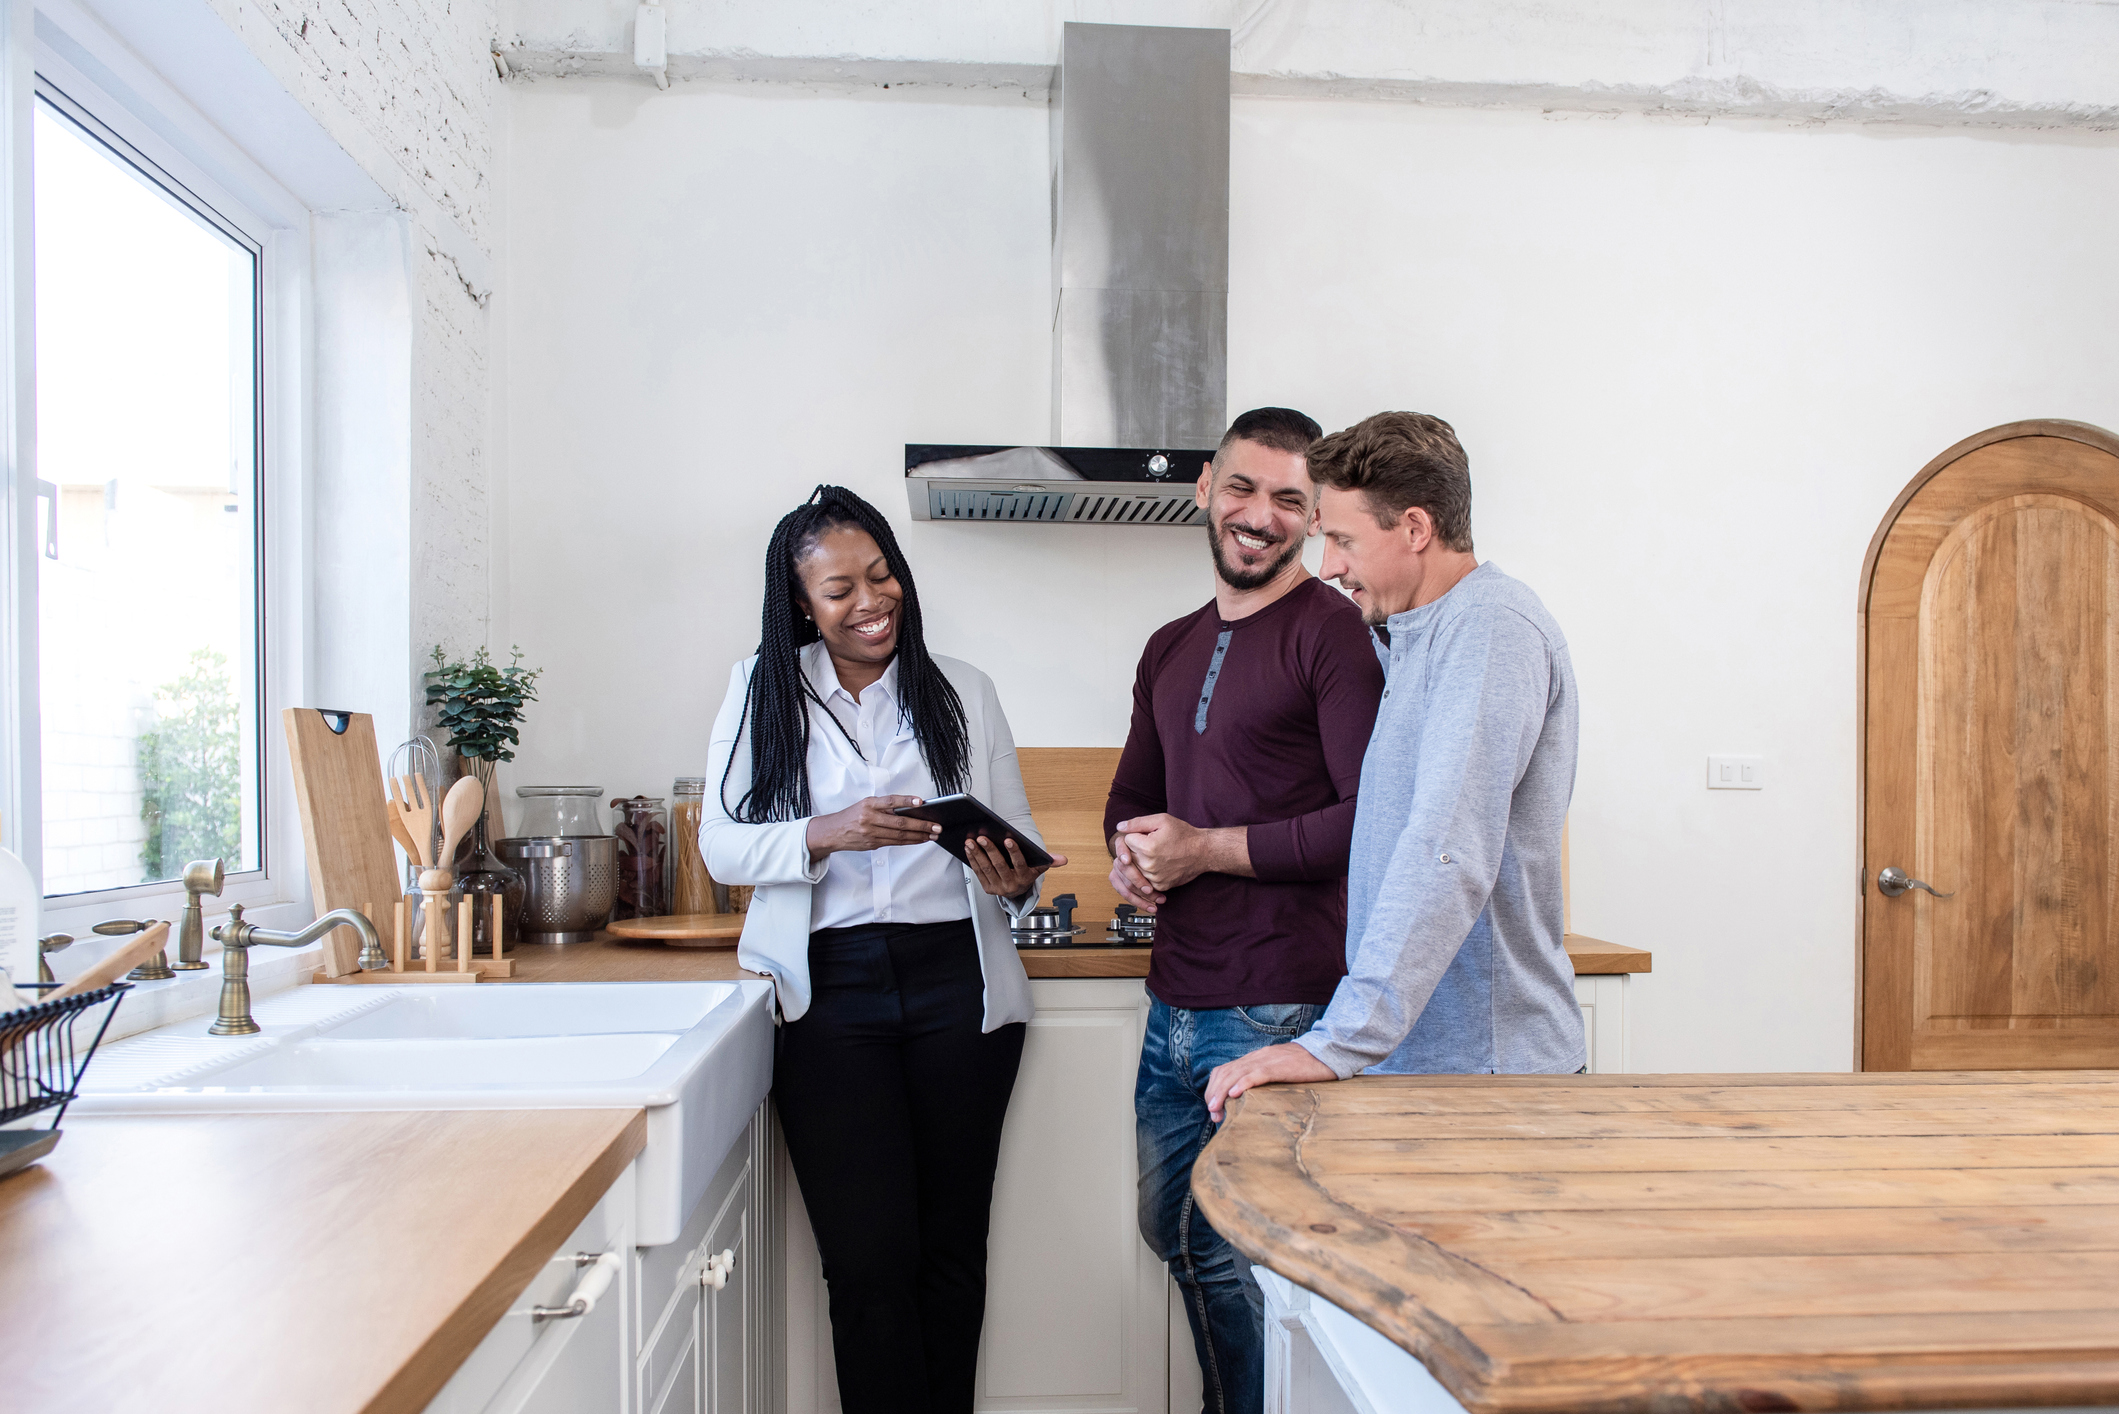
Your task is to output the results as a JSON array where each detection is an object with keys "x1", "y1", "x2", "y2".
[{"x1": 499, "y1": 77, "x2": 2119, "y2": 1074}]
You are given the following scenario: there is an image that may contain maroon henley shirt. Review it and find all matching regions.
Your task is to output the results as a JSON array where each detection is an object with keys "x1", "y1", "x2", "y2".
[{"x1": 1104, "y1": 576, "x2": 1384, "y2": 1009}]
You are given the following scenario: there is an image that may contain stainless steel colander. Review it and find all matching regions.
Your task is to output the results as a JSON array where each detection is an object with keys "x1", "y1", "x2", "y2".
[{"x1": 496, "y1": 835, "x2": 619, "y2": 944}]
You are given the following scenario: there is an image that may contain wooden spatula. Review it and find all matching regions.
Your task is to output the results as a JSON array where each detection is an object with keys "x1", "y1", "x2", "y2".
[
  {"x1": 390, "y1": 774, "x2": 433, "y2": 868},
  {"x1": 48, "y1": 921, "x2": 172, "y2": 1001},
  {"x1": 385, "y1": 807, "x2": 422, "y2": 870}
]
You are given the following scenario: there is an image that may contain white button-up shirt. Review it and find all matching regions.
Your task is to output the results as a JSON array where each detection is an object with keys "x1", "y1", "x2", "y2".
[{"x1": 803, "y1": 642, "x2": 975, "y2": 931}]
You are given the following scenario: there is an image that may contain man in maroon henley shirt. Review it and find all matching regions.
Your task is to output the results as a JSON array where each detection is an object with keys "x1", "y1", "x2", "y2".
[{"x1": 1105, "y1": 407, "x2": 1383, "y2": 1414}]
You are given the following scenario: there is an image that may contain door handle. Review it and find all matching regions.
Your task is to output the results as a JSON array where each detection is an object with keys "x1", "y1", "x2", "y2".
[{"x1": 1877, "y1": 866, "x2": 1953, "y2": 899}]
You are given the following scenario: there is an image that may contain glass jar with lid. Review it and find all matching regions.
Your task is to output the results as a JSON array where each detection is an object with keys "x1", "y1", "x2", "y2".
[
  {"x1": 671, "y1": 778, "x2": 713, "y2": 915},
  {"x1": 668, "y1": 778, "x2": 751, "y2": 914},
  {"x1": 609, "y1": 795, "x2": 669, "y2": 920},
  {"x1": 515, "y1": 786, "x2": 607, "y2": 837}
]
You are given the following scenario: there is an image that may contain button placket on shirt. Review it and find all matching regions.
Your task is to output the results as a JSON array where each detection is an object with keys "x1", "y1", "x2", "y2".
[{"x1": 861, "y1": 690, "x2": 892, "y2": 919}]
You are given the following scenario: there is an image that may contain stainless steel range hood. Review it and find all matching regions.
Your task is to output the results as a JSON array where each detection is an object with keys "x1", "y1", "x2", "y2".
[{"x1": 907, "y1": 22, "x2": 1229, "y2": 525}]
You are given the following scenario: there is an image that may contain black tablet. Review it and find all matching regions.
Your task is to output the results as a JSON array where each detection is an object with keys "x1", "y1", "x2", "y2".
[{"x1": 891, "y1": 794, "x2": 1054, "y2": 869}]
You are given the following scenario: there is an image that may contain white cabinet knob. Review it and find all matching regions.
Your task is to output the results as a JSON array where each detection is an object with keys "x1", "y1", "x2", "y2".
[{"x1": 702, "y1": 1248, "x2": 735, "y2": 1291}]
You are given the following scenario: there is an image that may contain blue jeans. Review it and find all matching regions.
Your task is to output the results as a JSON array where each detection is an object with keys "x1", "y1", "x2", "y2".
[{"x1": 1136, "y1": 996, "x2": 1325, "y2": 1414}]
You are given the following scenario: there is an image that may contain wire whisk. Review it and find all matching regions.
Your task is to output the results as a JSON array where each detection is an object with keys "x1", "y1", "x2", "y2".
[{"x1": 388, "y1": 734, "x2": 444, "y2": 889}]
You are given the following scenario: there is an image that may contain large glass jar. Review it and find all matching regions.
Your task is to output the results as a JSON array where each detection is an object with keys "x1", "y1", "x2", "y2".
[
  {"x1": 667, "y1": 780, "x2": 750, "y2": 913},
  {"x1": 515, "y1": 786, "x2": 606, "y2": 837},
  {"x1": 670, "y1": 778, "x2": 716, "y2": 916},
  {"x1": 609, "y1": 794, "x2": 669, "y2": 920}
]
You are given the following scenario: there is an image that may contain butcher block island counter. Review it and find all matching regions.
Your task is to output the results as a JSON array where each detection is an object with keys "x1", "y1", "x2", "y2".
[{"x1": 1193, "y1": 1071, "x2": 2119, "y2": 1414}]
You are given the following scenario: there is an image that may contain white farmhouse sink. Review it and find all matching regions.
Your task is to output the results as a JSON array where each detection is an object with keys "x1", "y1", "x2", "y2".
[
  {"x1": 199, "y1": 1033, "x2": 680, "y2": 1088},
  {"x1": 73, "y1": 981, "x2": 775, "y2": 1245}
]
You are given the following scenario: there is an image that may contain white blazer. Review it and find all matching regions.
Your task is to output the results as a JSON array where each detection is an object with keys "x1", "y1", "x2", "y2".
[{"x1": 700, "y1": 647, "x2": 1042, "y2": 1031}]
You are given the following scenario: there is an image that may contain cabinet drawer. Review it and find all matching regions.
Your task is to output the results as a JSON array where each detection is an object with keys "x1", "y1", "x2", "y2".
[{"x1": 425, "y1": 1167, "x2": 637, "y2": 1414}]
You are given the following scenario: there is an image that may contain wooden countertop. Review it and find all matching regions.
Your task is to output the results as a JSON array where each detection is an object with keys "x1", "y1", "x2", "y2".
[
  {"x1": 0, "y1": 1108, "x2": 645, "y2": 1414},
  {"x1": 1561, "y1": 934, "x2": 1650, "y2": 974},
  {"x1": 501, "y1": 931, "x2": 1647, "y2": 983},
  {"x1": 1193, "y1": 1070, "x2": 2119, "y2": 1414}
]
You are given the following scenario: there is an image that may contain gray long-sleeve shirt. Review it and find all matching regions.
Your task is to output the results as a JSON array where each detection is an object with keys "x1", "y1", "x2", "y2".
[{"x1": 1296, "y1": 562, "x2": 1584, "y2": 1077}]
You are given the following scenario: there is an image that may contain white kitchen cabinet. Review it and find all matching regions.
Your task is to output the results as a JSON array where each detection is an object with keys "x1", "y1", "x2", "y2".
[
  {"x1": 1572, "y1": 973, "x2": 1630, "y2": 1073},
  {"x1": 702, "y1": 1154, "x2": 755, "y2": 1414},
  {"x1": 636, "y1": 1106, "x2": 772, "y2": 1414},
  {"x1": 643, "y1": 1280, "x2": 702, "y2": 1414},
  {"x1": 979, "y1": 978, "x2": 1171, "y2": 1413},
  {"x1": 427, "y1": 1102, "x2": 776, "y2": 1414},
  {"x1": 1258, "y1": 1265, "x2": 1463, "y2": 1414},
  {"x1": 424, "y1": 1160, "x2": 638, "y2": 1414}
]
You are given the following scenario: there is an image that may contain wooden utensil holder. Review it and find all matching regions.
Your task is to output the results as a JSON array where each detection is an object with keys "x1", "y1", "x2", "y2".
[{"x1": 319, "y1": 881, "x2": 514, "y2": 984}]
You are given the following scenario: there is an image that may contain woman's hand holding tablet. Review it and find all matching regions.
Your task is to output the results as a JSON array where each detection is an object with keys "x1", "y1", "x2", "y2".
[
  {"x1": 892, "y1": 794, "x2": 1068, "y2": 897},
  {"x1": 804, "y1": 795, "x2": 944, "y2": 863}
]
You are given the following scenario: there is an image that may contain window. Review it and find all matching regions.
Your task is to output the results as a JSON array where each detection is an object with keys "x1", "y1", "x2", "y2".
[{"x1": 31, "y1": 84, "x2": 263, "y2": 899}]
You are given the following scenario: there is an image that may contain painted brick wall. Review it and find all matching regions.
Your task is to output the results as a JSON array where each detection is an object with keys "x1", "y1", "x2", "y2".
[
  {"x1": 209, "y1": 0, "x2": 499, "y2": 671},
  {"x1": 215, "y1": 0, "x2": 493, "y2": 243}
]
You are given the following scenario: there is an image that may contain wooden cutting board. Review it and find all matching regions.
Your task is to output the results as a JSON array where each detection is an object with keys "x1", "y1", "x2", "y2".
[{"x1": 283, "y1": 709, "x2": 405, "y2": 975}]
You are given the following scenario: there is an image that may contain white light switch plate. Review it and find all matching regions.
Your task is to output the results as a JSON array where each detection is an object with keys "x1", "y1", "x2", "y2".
[{"x1": 1707, "y1": 754, "x2": 1766, "y2": 790}]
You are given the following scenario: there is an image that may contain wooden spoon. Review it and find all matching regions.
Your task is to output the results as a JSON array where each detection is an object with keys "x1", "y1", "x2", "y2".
[
  {"x1": 48, "y1": 921, "x2": 172, "y2": 1001},
  {"x1": 439, "y1": 775, "x2": 485, "y2": 870}
]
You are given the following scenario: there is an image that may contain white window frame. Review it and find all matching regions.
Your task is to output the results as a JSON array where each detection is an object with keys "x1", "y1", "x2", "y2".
[{"x1": 14, "y1": 5, "x2": 313, "y2": 943}]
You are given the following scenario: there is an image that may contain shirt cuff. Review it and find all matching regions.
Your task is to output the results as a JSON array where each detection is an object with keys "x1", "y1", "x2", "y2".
[
  {"x1": 1294, "y1": 1029, "x2": 1368, "y2": 1081},
  {"x1": 1244, "y1": 821, "x2": 1303, "y2": 882},
  {"x1": 997, "y1": 877, "x2": 1044, "y2": 921},
  {"x1": 796, "y1": 822, "x2": 828, "y2": 884}
]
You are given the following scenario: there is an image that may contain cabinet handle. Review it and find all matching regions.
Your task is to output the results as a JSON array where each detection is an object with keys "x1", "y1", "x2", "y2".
[
  {"x1": 702, "y1": 1249, "x2": 735, "y2": 1291},
  {"x1": 531, "y1": 1250, "x2": 621, "y2": 1321}
]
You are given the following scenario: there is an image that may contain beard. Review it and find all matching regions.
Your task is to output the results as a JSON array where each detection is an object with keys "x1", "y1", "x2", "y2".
[{"x1": 1208, "y1": 514, "x2": 1303, "y2": 591}]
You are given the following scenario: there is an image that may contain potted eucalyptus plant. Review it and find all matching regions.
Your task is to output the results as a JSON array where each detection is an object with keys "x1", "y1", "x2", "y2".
[{"x1": 425, "y1": 645, "x2": 543, "y2": 951}]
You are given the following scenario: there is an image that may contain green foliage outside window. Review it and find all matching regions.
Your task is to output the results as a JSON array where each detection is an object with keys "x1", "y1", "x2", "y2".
[{"x1": 138, "y1": 648, "x2": 243, "y2": 879}]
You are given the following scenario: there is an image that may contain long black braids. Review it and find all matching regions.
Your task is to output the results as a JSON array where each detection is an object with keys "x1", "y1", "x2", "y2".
[{"x1": 721, "y1": 485, "x2": 970, "y2": 823}]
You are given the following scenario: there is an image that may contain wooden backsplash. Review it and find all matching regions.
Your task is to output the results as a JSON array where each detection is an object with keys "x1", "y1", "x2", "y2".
[{"x1": 1017, "y1": 747, "x2": 1123, "y2": 923}]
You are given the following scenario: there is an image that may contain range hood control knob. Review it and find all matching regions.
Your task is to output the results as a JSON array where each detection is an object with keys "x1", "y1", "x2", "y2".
[{"x1": 1147, "y1": 454, "x2": 1169, "y2": 476}]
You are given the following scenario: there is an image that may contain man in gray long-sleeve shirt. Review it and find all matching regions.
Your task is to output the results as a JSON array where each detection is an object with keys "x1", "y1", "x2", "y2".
[{"x1": 1207, "y1": 411, "x2": 1583, "y2": 1117}]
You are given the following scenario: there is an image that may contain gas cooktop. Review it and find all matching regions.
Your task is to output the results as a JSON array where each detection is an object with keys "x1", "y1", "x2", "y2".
[{"x1": 1010, "y1": 895, "x2": 1155, "y2": 949}]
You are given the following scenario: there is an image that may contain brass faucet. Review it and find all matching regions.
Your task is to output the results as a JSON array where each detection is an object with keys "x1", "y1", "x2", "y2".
[
  {"x1": 173, "y1": 858, "x2": 224, "y2": 971},
  {"x1": 209, "y1": 903, "x2": 384, "y2": 1036}
]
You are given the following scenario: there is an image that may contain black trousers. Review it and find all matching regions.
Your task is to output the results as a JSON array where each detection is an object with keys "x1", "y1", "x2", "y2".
[{"x1": 774, "y1": 918, "x2": 1026, "y2": 1414}]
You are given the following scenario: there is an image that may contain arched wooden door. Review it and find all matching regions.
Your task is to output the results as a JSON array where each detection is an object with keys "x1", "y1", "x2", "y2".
[{"x1": 1862, "y1": 419, "x2": 2119, "y2": 1069}]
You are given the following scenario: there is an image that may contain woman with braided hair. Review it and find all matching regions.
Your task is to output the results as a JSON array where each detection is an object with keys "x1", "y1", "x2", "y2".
[{"x1": 701, "y1": 484, "x2": 1063, "y2": 1413}]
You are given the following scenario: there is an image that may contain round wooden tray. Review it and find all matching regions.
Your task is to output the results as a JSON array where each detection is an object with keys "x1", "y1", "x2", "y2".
[{"x1": 604, "y1": 914, "x2": 746, "y2": 948}]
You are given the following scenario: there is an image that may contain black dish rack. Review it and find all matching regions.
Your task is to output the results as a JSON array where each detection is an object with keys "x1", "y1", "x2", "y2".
[{"x1": 0, "y1": 981, "x2": 130, "y2": 1180}]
